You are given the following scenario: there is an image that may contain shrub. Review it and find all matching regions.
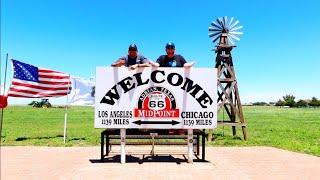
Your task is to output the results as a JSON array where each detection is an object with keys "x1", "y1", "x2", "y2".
[
  {"x1": 309, "y1": 97, "x2": 320, "y2": 107},
  {"x1": 296, "y1": 100, "x2": 308, "y2": 107},
  {"x1": 275, "y1": 99, "x2": 285, "y2": 106},
  {"x1": 283, "y1": 94, "x2": 296, "y2": 107}
]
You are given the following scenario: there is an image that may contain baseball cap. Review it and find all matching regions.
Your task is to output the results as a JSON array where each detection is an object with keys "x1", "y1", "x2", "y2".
[
  {"x1": 165, "y1": 42, "x2": 175, "y2": 49},
  {"x1": 128, "y1": 44, "x2": 138, "y2": 51}
]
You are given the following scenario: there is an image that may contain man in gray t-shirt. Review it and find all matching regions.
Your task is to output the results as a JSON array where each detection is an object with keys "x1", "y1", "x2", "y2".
[{"x1": 111, "y1": 44, "x2": 152, "y2": 70}]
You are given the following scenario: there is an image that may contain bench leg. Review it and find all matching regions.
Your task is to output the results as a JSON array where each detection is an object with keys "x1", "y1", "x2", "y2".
[
  {"x1": 106, "y1": 134, "x2": 110, "y2": 156},
  {"x1": 197, "y1": 134, "x2": 200, "y2": 155},
  {"x1": 187, "y1": 129, "x2": 193, "y2": 163},
  {"x1": 202, "y1": 129, "x2": 205, "y2": 161},
  {"x1": 120, "y1": 129, "x2": 126, "y2": 164},
  {"x1": 101, "y1": 132, "x2": 104, "y2": 161}
]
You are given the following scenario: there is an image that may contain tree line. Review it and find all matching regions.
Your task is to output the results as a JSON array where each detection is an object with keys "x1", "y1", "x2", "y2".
[
  {"x1": 275, "y1": 95, "x2": 320, "y2": 107},
  {"x1": 250, "y1": 95, "x2": 320, "y2": 108}
]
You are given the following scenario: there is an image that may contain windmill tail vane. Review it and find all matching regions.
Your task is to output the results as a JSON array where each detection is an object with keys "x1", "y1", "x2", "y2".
[{"x1": 208, "y1": 16, "x2": 243, "y2": 45}]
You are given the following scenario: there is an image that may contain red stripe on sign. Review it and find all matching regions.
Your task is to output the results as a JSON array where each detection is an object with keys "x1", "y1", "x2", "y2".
[{"x1": 134, "y1": 109, "x2": 180, "y2": 118}]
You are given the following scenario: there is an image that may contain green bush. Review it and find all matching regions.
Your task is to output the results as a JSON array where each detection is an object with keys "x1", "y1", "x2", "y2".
[
  {"x1": 296, "y1": 100, "x2": 308, "y2": 107},
  {"x1": 275, "y1": 99, "x2": 285, "y2": 106},
  {"x1": 252, "y1": 102, "x2": 268, "y2": 106},
  {"x1": 283, "y1": 94, "x2": 296, "y2": 107},
  {"x1": 309, "y1": 97, "x2": 320, "y2": 107}
]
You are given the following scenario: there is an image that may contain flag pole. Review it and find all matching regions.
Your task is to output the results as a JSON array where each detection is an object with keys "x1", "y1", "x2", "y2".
[
  {"x1": 63, "y1": 75, "x2": 71, "y2": 144},
  {"x1": 0, "y1": 53, "x2": 9, "y2": 140},
  {"x1": 0, "y1": 54, "x2": 9, "y2": 170}
]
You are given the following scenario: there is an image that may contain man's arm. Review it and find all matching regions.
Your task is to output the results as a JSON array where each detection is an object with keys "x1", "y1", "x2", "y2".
[
  {"x1": 111, "y1": 58, "x2": 126, "y2": 67},
  {"x1": 148, "y1": 60, "x2": 160, "y2": 67},
  {"x1": 183, "y1": 61, "x2": 195, "y2": 67},
  {"x1": 130, "y1": 55, "x2": 159, "y2": 70},
  {"x1": 129, "y1": 63, "x2": 151, "y2": 70},
  {"x1": 178, "y1": 55, "x2": 192, "y2": 67},
  {"x1": 152, "y1": 56, "x2": 164, "y2": 67},
  {"x1": 140, "y1": 55, "x2": 153, "y2": 67}
]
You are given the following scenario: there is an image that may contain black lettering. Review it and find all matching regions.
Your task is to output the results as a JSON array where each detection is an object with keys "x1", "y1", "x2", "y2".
[
  {"x1": 181, "y1": 112, "x2": 185, "y2": 118},
  {"x1": 151, "y1": 70, "x2": 165, "y2": 83},
  {"x1": 167, "y1": 73, "x2": 183, "y2": 86},
  {"x1": 98, "y1": 111, "x2": 108, "y2": 118},
  {"x1": 100, "y1": 85, "x2": 120, "y2": 105},
  {"x1": 196, "y1": 91, "x2": 213, "y2": 108},
  {"x1": 118, "y1": 76, "x2": 135, "y2": 93},
  {"x1": 133, "y1": 72, "x2": 149, "y2": 87},
  {"x1": 181, "y1": 78, "x2": 203, "y2": 97}
]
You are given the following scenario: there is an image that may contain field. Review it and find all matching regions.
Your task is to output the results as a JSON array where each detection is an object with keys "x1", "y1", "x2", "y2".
[{"x1": 1, "y1": 106, "x2": 319, "y2": 156}]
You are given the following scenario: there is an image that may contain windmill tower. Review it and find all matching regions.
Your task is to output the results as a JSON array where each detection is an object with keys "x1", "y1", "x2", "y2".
[{"x1": 208, "y1": 17, "x2": 248, "y2": 140}]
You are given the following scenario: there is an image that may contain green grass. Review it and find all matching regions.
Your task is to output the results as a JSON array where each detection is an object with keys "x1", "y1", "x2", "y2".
[
  {"x1": 1, "y1": 106, "x2": 319, "y2": 156},
  {"x1": 211, "y1": 106, "x2": 320, "y2": 156},
  {"x1": 1, "y1": 106, "x2": 100, "y2": 146}
]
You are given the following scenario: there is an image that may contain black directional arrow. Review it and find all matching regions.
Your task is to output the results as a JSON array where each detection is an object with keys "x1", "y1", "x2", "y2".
[{"x1": 132, "y1": 120, "x2": 180, "y2": 125}]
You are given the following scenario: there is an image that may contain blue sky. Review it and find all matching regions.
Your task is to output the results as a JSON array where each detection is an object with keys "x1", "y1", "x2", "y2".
[{"x1": 1, "y1": 0, "x2": 320, "y2": 104}]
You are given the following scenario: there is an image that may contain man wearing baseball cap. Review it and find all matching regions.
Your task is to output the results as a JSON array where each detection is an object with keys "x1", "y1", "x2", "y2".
[
  {"x1": 111, "y1": 44, "x2": 154, "y2": 70},
  {"x1": 155, "y1": 42, "x2": 194, "y2": 67}
]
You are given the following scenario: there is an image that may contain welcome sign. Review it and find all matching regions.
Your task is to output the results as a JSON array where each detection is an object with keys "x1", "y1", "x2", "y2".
[{"x1": 95, "y1": 67, "x2": 217, "y2": 129}]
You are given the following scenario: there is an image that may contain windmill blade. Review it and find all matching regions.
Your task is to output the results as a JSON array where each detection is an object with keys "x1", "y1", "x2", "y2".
[
  {"x1": 216, "y1": 18, "x2": 224, "y2": 28},
  {"x1": 227, "y1": 36, "x2": 235, "y2": 44},
  {"x1": 212, "y1": 35, "x2": 221, "y2": 43},
  {"x1": 228, "y1": 17, "x2": 234, "y2": 27},
  {"x1": 209, "y1": 31, "x2": 222, "y2": 38},
  {"x1": 223, "y1": 16, "x2": 227, "y2": 29},
  {"x1": 212, "y1": 20, "x2": 222, "y2": 27},
  {"x1": 220, "y1": 17, "x2": 226, "y2": 29},
  {"x1": 230, "y1": 20, "x2": 240, "y2": 29},
  {"x1": 228, "y1": 33, "x2": 240, "y2": 41},
  {"x1": 210, "y1": 36, "x2": 220, "y2": 42},
  {"x1": 229, "y1": 31, "x2": 243, "y2": 35},
  {"x1": 209, "y1": 27, "x2": 222, "y2": 32},
  {"x1": 230, "y1": 25, "x2": 243, "y2": 31},
  {"x1": 211, "y1": 21, "x2": 222, "y2": 30}
]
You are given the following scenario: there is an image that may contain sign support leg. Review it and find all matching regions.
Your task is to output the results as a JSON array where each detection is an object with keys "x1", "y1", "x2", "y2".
[
  {"x1": 187, "y1": 129, "x2": 193, "y2": 163},
  {"x1": 120, "y1": 128, "x2": 126, "y2": 164}
]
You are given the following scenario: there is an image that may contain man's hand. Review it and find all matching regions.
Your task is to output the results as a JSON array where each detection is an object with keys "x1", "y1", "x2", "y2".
[
  {"x1": 184, "y1": 62, "x2": 195, "y2": 68},
  {"x1": 111, "y1": 59, "x2": 125, "y2": 67},
  {"x1": 129, "y1": 64, "x2": 139, "y2": 70},
  {"x1": 148, "y1": 61, "x2": 160, "y2": 67}
]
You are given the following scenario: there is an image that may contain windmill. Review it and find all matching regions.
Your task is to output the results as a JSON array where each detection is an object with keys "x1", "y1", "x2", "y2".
[{"x1": 208, "y1": 16, "x2": 248, "y2": 140}]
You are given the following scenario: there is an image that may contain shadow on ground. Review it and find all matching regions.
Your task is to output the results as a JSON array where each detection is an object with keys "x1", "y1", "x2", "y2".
[
  {"x1": 90, "y1": 154, "x2": 209, "y2": 164},
  {"x1": 15, "y1": 135, "x2": 86, "y2": 141}
]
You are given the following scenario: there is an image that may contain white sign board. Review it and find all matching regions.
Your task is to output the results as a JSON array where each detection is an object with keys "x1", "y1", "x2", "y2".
[{"x1": 95, "y1": 67, "x2": 217, "y2": 129}]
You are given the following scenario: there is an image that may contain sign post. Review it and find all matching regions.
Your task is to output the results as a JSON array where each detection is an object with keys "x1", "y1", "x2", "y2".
[
  {"x1": 95, "y1": 67, "x2": 217, "y2": 163},
  {"x1": 120, "y1": 128, "x2": 126, "y2": 164},
  {"x1": 187, "y1": 129, "x2": 193, "y2": 163}
]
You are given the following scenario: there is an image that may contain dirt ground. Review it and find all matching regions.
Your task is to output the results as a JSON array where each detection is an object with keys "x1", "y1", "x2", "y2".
[{"x1": 1, "y1": 146, "x2": 320, "y2": 180}]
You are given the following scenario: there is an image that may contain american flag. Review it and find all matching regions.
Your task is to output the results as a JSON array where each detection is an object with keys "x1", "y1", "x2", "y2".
[{"x1": 8, "y1": 59, "x2": 71, "y2": 98}]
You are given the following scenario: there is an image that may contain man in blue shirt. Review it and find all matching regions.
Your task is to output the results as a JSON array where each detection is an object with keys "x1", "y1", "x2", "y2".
[{"x1": 155, "y1": 42, "x2": 194, "y2": 67}]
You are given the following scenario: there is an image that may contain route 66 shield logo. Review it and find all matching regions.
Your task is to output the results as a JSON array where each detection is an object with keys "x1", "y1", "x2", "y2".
[{"x1": 148, "y1": 93, "x2": 166, "y2": 111}]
